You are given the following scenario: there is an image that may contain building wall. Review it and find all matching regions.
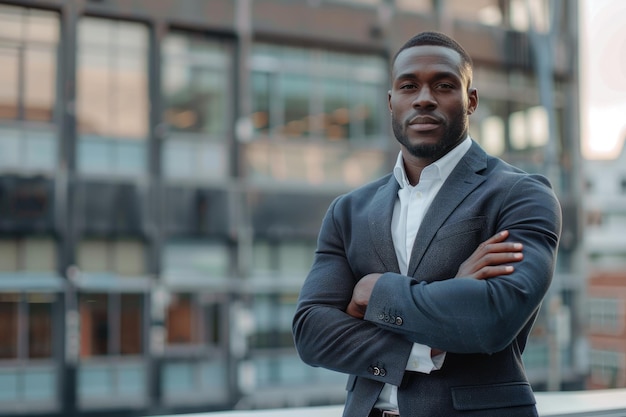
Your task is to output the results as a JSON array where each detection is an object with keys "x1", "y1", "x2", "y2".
[
  {"x1": 0, "y1": 0, "x2": 583, "y2": 415},
  {"x1": 584, "y1": 144, "x2": 626, "y2": 390}
]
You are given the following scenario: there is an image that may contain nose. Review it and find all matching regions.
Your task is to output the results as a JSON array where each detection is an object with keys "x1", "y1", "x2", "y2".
[{"x1": 412, "y1": 86, "x2": 436, "y2": 109}]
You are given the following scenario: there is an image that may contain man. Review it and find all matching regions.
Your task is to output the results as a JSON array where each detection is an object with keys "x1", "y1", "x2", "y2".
[{"x1": 292, "y1": 31, "x2": 561, "y2": 417}]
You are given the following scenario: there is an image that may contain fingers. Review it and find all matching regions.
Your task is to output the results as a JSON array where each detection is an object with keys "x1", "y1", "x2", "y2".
[
  {"x1": 472, "y1": 264, "x2": 516, "y2": 280},
  {"x1": 456, "y1": 230, "x2": 524, "y2": 280},
  {"x1": 346, "y1": 301, "x2": 365, "y2": 319}
]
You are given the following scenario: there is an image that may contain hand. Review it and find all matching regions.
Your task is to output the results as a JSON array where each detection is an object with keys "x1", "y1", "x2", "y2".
[
  {"x1": 456, "y1": 230, "x2": 523, "y2": 280},
  {"x1": 346, "y1": 273, "x2": 382, "y2": 319}
]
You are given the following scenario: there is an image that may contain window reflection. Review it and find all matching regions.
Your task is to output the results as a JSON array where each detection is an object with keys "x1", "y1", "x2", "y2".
[
  {"x1": 79, "y1": 292, "x2": 144, "y2": 357},
  {"x1": 0, "y1": 48, "x2": 19, "y2": 119},
  {"x1": 161, "y1": 32, "x2": 232, "y2": 180},
  {"x1": 77, "y1": 18, "x2": 148, "y2": 176},
  {"x1": 395, "y1": 0, "x2": 432, "y2": 14},
  {"x1": 77, "y1": 239, "x2": 146, "y2": 277},
  {"x1": 0, "y1": 293, "x2": 19, "y2": 359},
  {"x1": 0, "y1": 292, "x2": 56, "y2": 360},
  {"x1": 120, "y1": 294, "x2": 142, "y2": 355},
  {"x1": 446, "y1": 0, "x2": 503, "y2": 26},
  {"x1": 163, "y1": 33, "x2": 230, "y2": 135},
  {"x1": 0, "y1": 6, "x2": 58, "y2": 123},
  {"x1": 77, "y1": 18, "x2": 148, "y2": 138},
  {"x1": 80, "y1": 293, "x2": 109, "y2": 357},
  {"x1": 247, "y1": 44, "x2": 388, "y2": 186},
  {"x1": 251, "y1": 44, "x2": 386, "y2": 142},
  {"x1": 28, "y1": 293, "x2": 54, "y2": 359},
  {"x1": 167, "y1": 294, "x2": 198, "y2": 345}
]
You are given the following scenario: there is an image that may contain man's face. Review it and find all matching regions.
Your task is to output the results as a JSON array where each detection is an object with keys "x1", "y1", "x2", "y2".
[{"x1": 388, "y1": 45, "x2": 478, "y2": 162}]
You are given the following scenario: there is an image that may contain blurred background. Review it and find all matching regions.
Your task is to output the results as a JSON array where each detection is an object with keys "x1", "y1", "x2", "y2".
[{"x1": 0, "y1": 0, "x2": 624, "y2": 416}]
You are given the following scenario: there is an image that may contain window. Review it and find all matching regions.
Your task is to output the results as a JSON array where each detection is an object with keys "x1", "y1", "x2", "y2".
[
  {"x1": 0, "y1": 237, "x2": 56, "y2": 272},
  {"x1": 0, "y1": 293, "x2": 18, "y2": 359},
  {"x1": 251, "y1": 239, "x2": 315, "y2": 279},
  {"x1": 165, "y1": 293, "x2": 223, "y2": 348},
  {"x1": 0, "y1": 5, "x2": 59, "y2": 172},
  {"x1": 161, "y1": 32, "x2": 232, "y2": 180},
  {"x1": 166, "y1": 293, "x2": 198, "y2": 345},
  {"x1": 446, "y1": 0, "x2": 504, "y2": 26},
  {"x1": 163, "y1": 239, "x2": 229, "y2": 280},
  {"x1": 246, "y1": 44, "x2": 388, "y2": 186},
  {"x1": 249, "y1": 293, "x2": 298, "y2": 350},
  {"x1": 79, "y1": 292, "x2": 144, "y2": 357},
  {"x1": 77, "y1": 238, "x2": 146, "y2": 277},
  {"x1": 509, "y1": 105, "x2": 549, "y2": 150},
  {"x1": 77, "y1": 18, "x2": 149, "y2": 176},
  {"x1": 588, "y1": 297, "x2": 623, "y2": 334},
  {"x1": 395, "y1": 0, "x2": 432, "y2": 14},
  {"x1": 161, "y1": 240, "x2": 228, "y2": 350},
  {"x1": 0, "y1": 292, "x2": 56, "y2": 360},
  {"x1": 509, "y1": 0, "x2": 550, "y2": 33},
  {"x1": 251, "y1": 45, "x2": 386, "y2": 142},
  {"x1": 590, "y1": 349, "x2": 623, "y2": 387}
]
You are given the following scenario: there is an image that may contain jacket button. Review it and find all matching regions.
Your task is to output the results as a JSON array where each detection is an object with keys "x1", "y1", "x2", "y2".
[
  {"x1": 379, "y1": 367, "x2": 387, "y2": 377},
  {"x1": 373, "y1": 366, "x2": 381, "y2": 376},
  {"x1": 395, "y1": 316, "x2": 403, "y2": 326},
  {"x1": 378, "y1": 313, "x2": 385, "y2": 320}
]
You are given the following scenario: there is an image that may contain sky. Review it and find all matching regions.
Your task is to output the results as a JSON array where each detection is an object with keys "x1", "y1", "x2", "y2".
[{"x1": 579, "y1": 0, "x2": 626, "y2": 159}]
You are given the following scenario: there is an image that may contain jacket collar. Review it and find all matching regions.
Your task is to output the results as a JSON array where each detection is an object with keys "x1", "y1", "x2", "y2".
[{"x1": 369, "y1": 140, "x2": 488, "y2": 276}]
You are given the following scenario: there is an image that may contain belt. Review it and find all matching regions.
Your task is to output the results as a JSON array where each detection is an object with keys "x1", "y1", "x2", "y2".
[{"x1": 369, "y1": 409, "x2": 400, "y2": 417}]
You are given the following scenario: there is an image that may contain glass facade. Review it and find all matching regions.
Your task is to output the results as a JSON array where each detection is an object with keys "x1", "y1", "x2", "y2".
[
  {"x1": 76, "y1": 17, "x2": 149, "y2": 176},
  {"x1": 245, "y1": 44, "x2": 389, "y2": 187},
  {"x1": 0, "y1": 0, "x2": 583, "y2": 414},
  {"x1": 0, "y1": 5, "x2": 58, "y2": 172},
  {"x1": 161, "y1": 31, "x2": 232, "y2": 180}
]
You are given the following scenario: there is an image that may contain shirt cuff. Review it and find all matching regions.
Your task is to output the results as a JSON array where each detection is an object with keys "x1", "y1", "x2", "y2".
[{"x1": 405, "y1": 343, "x2": 446, "y2": 374}]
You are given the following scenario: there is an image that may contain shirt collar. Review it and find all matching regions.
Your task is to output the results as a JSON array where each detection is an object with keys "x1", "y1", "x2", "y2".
[{"x1": 393, "y1": 136, "x2": 472, "y2": 188}]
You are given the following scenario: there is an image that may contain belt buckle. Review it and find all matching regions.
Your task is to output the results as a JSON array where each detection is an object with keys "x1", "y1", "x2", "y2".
[{"x1": 382, "y1": 411, "x2": 400, "y2": 417}]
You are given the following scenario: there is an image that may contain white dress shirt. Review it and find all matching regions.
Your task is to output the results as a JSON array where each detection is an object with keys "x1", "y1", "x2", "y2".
[{"x1": 375, "y1": 137, "x2": 472, "y2": 410}]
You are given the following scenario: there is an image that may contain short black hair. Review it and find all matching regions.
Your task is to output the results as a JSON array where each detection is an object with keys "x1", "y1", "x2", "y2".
[{"x1": 393, "y1": 31, "x2": 473, "y2": 86}]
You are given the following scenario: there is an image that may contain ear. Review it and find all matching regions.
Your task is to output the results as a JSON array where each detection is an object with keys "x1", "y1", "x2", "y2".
[
  {"x1": 467, "y1": 88, "x2": 478, "y2": 115},
  {"x1": 388, "y1": 90, "x2": 393, "y2": 113}
]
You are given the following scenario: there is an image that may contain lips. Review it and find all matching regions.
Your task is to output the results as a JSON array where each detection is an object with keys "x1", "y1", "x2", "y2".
[{"x1": 408, "y1": 115, "x2": 441, "y2": 132}]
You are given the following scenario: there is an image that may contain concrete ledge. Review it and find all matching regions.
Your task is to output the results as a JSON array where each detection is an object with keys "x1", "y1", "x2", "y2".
[{"x1": 156, "y1": 389, "x2": 626, "y2": 417}]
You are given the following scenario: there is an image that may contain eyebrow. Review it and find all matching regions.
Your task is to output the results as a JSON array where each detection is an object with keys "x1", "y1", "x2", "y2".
[{"x1": 394, "y1": 71, "x2": 463, "y2": 84}]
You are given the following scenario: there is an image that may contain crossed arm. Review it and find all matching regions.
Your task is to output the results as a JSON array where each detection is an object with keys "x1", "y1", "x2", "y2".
[{"x1": 346, "y1": 230, "x2": 523, "y2": 320}]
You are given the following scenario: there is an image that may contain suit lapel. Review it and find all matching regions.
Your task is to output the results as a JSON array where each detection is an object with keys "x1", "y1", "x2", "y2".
[
  {"x1": 407, "y1": 142, "x2": 488, "y2": 277},
  {"x1": 368, "y1": 175, "x2": 401, "y2": 273}
]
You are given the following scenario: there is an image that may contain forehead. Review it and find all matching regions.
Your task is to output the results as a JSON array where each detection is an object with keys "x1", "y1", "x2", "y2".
[{"x1": 392, "y1": 45, "x2": 465, "y2": 79}]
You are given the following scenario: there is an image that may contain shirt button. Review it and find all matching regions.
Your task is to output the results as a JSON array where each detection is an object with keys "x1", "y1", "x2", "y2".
[
  {"x1": 410, "y1": 360, "x2": 419, "y2": 369},
  {"x1": 415, "y1": 191, "x2": 422, "y2": 198}
]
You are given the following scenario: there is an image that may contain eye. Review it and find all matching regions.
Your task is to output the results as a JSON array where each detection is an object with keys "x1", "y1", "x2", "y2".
[
  {"x1": 399, "y1": 83, "x2": 417, "y2": 90},
  {"x1": 436, "y1": 82, "x2": 455, "y2": 90}
]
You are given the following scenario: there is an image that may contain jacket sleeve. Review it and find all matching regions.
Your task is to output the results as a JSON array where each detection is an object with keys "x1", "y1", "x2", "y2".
[
  {"x1": 292, "y1": 197, "x2": 413, "y2": 386},
  {"x1": 364, "y1": 174, "x2": 562, "y2": 354}
]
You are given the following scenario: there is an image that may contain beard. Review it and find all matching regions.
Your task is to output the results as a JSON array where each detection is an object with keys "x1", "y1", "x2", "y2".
[{"x1": 392, "y1": 110, "x2": 469, "y2": 160}]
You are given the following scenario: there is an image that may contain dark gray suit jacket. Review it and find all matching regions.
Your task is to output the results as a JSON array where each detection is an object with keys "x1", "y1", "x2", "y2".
[{"x1": 293, "y1": 141, "x2": 562, "y2": 417}]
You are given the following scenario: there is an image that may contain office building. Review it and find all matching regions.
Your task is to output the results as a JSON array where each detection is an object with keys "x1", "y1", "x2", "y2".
[
  {"x1": 0, "y1": 0, "x2": 584, "y2": 415},
  {"x1": 584, "y1": 145, "x2": 626, "y2": 389}
]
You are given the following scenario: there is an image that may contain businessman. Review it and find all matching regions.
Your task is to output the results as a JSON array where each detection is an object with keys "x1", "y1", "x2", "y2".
[{"x1": 292, "y1": 31, "x2": 562, "y2": 417}]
